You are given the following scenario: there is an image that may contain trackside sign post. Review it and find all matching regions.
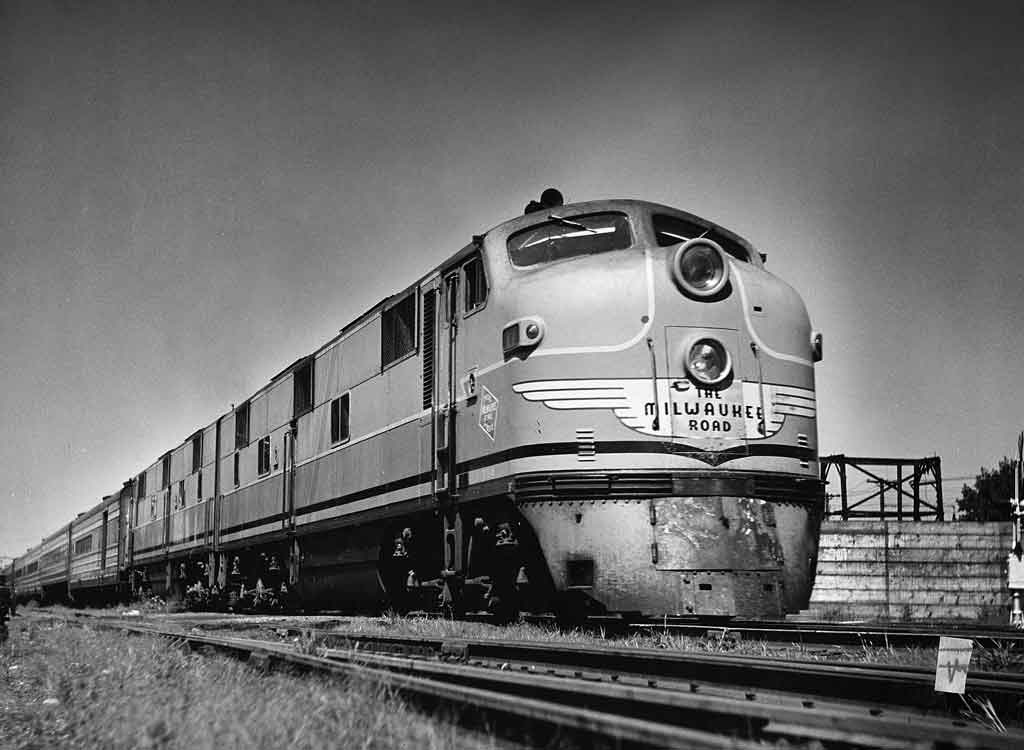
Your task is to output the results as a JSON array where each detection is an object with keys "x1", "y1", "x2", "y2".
[{"x1": 934, "y1": 636, "x2": 973, "y2": 694}]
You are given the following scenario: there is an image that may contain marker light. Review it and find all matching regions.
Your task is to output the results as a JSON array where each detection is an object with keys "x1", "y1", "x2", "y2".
[
  {"x1": 811, "y1": 330, "x2": 823, "y2": 362},
  {"x1": 685, "y1": 338, "x2": 731, "y2": 386},
  {"x1": 671, "y1": 239, "x2": 729, "y2": 298},
  {"x1": 502, "y1": 317, "x2": 545, "y2": 358}
]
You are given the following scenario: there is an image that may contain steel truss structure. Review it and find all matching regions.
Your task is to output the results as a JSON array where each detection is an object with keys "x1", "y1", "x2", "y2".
[{"x1": 821, "y1": 455, "x2": 944, "y2": 521}]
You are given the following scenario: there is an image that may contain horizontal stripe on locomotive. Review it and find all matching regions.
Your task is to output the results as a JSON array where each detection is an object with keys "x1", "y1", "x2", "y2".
[
  {"x1": 219, "y1": 469, "x2": 435, "y2": 537},
  {"x1": 132, "y1": 544, "x2": 166, "y2": 557},
  {"x1": 144, "y1": 437, "x2": 813, "y2": 543},
  {"x1": 292, "y1": 471, "x2": 433, "y2": 520},
  {"x1": 134, "y1": 531, "x2": 210, "y2": 556},
  {"x1": 457, "y1": 439, "x2": 816, "y2": 473},
  {"x1": 69, "y1": 575, "x2": 120, "y2": 590},
  {"x1": 219, "y1": 513, "x2": 287, "y2": 538},
  {"x1": 218, "y1": 441, "x2": 817, "y2": 536}
]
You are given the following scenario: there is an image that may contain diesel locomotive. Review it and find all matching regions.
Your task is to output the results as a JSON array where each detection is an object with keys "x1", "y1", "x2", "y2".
[{"x1": 11, "y1": 193, "x2": 825, "y2": 619}]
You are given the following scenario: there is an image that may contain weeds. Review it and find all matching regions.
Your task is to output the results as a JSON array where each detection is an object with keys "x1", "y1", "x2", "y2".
[
  {"x1": 293, "y1": 629, "x2": 325, "y2": 657},
  {"x1": 975, "y1": 641, "x2": 1024, "y2": 672},
  {"x1": 959, "y1": 694, "x2": 1007, "y2": 734},
  {"x1": 0, "y1": 616, "x2": 499, "y2": 749}
]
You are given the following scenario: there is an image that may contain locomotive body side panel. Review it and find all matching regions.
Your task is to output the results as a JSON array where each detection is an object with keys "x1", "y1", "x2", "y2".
[
  {"x1": 220, "y1": 377, "x2": 293, "y2": 547},
  {"x1": 70, "y1": 505, "x2": 104, "y2": 589},
  {"x1": 13, "y1": 545, "x2": 44, "y2": 603},
  {"x1": 291, "y1": 314, "x2": 426, "y2": 530},
  {"x1": 36, "y1": 526, "x2": 69, "y2": 598},
  {"x1": 67, "y1": 491, "x2": 123, "y2": 599},
  {"x1": 132, "y1": 460, "x2": 165, "y2": 563},
  {"x1": 103, "y1": 498, "x2": 121, "y2": 582}
]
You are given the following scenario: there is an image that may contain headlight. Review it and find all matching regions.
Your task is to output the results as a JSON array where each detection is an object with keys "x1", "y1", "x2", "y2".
[
  {"x1": 685, "y1": 338, "x2": 731, "y2": 385},
  {"x1": 671, "y1": 239, "x2": 728, "y2": 298}
]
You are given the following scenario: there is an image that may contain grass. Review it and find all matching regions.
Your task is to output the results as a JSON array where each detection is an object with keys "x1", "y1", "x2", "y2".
[
  {"x1": 0, "y1": 614, "x2": 521, "y2": 750},
  {"x1": 9, "y1": 609, "x2": 1020, "y2": 744}
]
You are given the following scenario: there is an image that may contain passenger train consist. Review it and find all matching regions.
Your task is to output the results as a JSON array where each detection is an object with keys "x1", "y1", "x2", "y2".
[{"x1": 10, "y1": 194, "x2": 825, "y2": 619}]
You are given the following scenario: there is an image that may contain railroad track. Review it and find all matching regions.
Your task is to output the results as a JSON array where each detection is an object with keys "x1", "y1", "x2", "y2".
[
  {"x1": 61, "y1": 605, "x2": 1024, "y2": 650},
  {"x1": 33, "y1": 611, "x2": 1024, "y2": 749},
  {"x1": 316, "y1": 632, "x2": 1024, "y2": 717},
  {"x1": 623, "y1": 618, "x2": 1024, "y2": 650}
]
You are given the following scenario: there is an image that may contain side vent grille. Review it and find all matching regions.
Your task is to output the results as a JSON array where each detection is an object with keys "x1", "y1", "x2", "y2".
[
  {"x1": 422, "y1": 289, "x2": 436, "y2": 409},
  {"x1": 514, "y1": 473, "x2": 673, "y2": 500}
]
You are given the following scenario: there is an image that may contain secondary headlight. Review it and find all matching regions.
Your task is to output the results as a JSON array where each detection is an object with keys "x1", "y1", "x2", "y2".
[
  {"x1": 671, "y1": 238, "x2": 728, "y2": 298},
  {"x1": 685, "y1": 338, "x2": 731, "y2": 385}
]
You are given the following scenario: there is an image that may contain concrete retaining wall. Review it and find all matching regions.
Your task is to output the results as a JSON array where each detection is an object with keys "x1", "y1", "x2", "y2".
[{"x1": 802, "y1": 521, "x2": 1012, "y2": 624}]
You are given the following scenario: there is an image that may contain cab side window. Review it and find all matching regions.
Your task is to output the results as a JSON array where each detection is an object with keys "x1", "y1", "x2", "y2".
[
  {"x1": 463, "y1": 255, "x2": 488, "y2": 314},
  {"x1": 381, "y1": 292, "x2": 417, "y2": 368}
]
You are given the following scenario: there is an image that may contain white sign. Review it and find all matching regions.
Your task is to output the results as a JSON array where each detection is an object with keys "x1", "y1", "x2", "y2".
[
  {"x1": 478, "y1": 386, "x2": 498, "y2": 441},
  {"x1": 934, "y1": 636, "x2": 973, "y2": 694}
]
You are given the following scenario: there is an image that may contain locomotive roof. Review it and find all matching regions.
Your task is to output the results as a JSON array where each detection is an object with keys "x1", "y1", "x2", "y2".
[
  {"x1": 331, "y1": 199, "x2": 754, "y2": 341},
  {"x1": 124, "y1": 197, "x2": 758, "y2": 502},
  {"x1": 490, "y1": 198, "x2": 755, "y2": 253},
  {"x1": 72, "y1": 489, "x2": 123, "y2": 525},
  {"x1": 27, "y1": 524, "x2": 69, "y2": 556}
]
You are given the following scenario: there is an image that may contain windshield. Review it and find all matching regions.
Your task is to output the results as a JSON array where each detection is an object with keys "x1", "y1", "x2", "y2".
[
  {"x1": 507, "y1": 212, "x2": 632, "y2": 267},
  {"x1": 652, "y1": 214, "x2": 751, "y2": 262}
]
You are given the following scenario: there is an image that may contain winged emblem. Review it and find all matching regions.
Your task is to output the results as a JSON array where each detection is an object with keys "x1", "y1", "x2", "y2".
[{"x1": 512, "y1": 378, "x2": 815, "y2": 440}]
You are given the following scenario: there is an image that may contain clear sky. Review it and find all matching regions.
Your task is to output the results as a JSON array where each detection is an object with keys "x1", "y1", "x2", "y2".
[{"x1": 2, "y1": 1, "x2": 1022, "y2": 556}]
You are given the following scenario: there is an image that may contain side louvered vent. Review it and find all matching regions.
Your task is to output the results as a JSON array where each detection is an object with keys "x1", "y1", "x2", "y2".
[
  {"x1": 422, "y1": 289, "x2": 436, "y2": 409},
  {"x1": 576, "y1": 427, "x2": 596, "y2": 461}
]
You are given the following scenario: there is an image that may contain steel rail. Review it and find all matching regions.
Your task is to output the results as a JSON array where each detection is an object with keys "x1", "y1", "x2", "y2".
[
  {"x1": 101, "y1": 620, "x2": 1021, "y2": 749},
  {"x1": 54, "y1": 602, "x2": 1024, "y2": 649},
  {"x1": 62, "y1": 609, "x2": 1024, "y2": 711},
  {"x1": 315, "y1": 646, "x2": 1017, "y2": 749},
  {"x1": 319, "y1": 632, "x2": 1024, "y2": 717},
  {"x1": 519, "y1": 613, "x2": 1024, "y2": 649},
  {"x1": 624, "y1": 618, "x2": 1024, "y2": 649}
]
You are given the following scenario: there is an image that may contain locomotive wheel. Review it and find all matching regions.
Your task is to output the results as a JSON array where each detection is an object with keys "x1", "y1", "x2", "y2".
[{"x1": 487, "y1": 593, "x2": 518, "y2": 625}]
